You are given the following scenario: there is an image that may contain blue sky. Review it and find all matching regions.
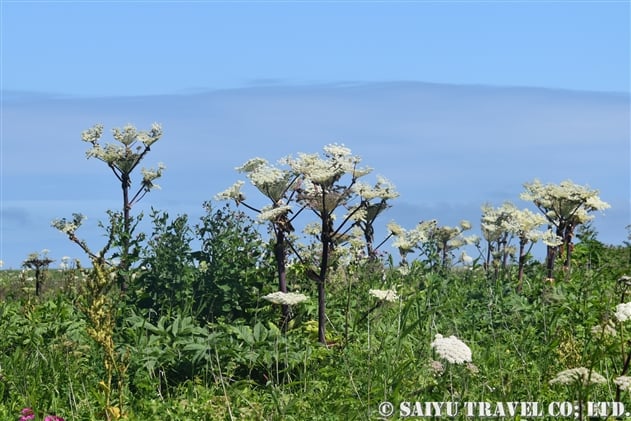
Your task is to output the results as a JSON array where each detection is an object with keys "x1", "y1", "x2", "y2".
[{"x1": 1, "y1": 1, "x2": 630, "y2": 269}]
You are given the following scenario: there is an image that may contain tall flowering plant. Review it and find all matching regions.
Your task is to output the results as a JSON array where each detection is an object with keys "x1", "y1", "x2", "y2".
[
  {"x1": 521, "y1": 179, "x2": 610, "y2": 278},
  {"x1": 481, "y1": 202, "x2": 562, "y2": 288},
  {"x1": 51, "y1": 123, "x2": 164, "y2": 419},
  {"x1": 217, "y1": 144, "x2": 398, "y2": 343},
  {"x1": 283, "y1": 144, "x2": 397, "y2": 343},
  {"x1": 216, "y1": 158, "x2": 300, "y2": 327},
  {"x1": 387, "y1": 219, "x2": 477, "y2": 271},
  {"x1": 79, "y1": 123, "x2": 164, "y2": 290}
]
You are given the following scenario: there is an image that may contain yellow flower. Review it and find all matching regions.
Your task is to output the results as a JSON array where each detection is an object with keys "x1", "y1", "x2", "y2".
[
  {"x1": 107, "y1": 406, "x2": 121, "y2": 419},
  {"x1": 98, "y1": 380, "x2": 110, "y2": 392}
]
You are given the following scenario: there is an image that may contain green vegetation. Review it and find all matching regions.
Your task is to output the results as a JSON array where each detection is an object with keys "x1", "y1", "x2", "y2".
[{"x1": 1, "y1": 124, "x2": 629, "y2": 420}]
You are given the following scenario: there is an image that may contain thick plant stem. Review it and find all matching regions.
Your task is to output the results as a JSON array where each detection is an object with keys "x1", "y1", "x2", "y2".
[
  {"x1": 119, "y1": 174, "x2": 131, "y2": 292},
  {"x1": 317, "y1": 211, "x2": 332, "y2": 344},
  {"x1": 317, "y1": 278, "x2": 326, "y2": 344},
  {"x1": 274, "y1": 231, "x2": 290, "y2": 330},
  {"x1": 517, "y1": 249, "x2": 526, "y2": 292}
]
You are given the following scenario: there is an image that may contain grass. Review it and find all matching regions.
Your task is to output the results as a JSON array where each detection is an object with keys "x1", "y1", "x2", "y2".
[{"x1": 1, "y1": 243, "x2": 630, "y2": 420}]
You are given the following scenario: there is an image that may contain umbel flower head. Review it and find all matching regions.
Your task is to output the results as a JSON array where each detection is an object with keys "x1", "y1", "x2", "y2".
[
  {"x1": 141, "y1": 162, "x2": 166, "y2": 191},
  {"x1": 618, "y1": 275, "x2": 631, "y2": 287},
  {"x1": 614, "y1": 376, "x2": 631, "y2": 391},
  {"x1": 520, "y1": 179, "x2": 610, "y2": 226},
  {"x1": 263, "y1": 291, "x2": 308, "y2": 306},
  {"x1": 236, "y1": 157, "x2": 296, "y2": 203},
  {"x1": 51, "y1": 213, "x2": 86, "y2": 236},
  {"x1": 615, "y1": 302, "x2": 631, "y2": 322},
  {"x1": 549, "y1": 367, "x2": 606, "y2": 386},
  {"x1": 430, "y1": 334, "x2": 472, "y2": 364},
  {"x1": 591, "y1": 319, "x2": 617, "y2": 337},
  {"x1": 81, "y1": 123, "x2": 164, "y2": 181},
  {"x1": 258, "y1": 204, "x2": 293, "y2": 223},
  {"x1": 369, "y1": 288, "x2": 399, "y2": 302},
  {"x1": 215, "y1": 180, "x2": 246, "y2": 204}
]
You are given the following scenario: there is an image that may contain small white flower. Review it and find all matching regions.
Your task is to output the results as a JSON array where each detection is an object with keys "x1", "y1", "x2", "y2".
[
  {"x1": 591, "y1": 320, "x2": 617, "y2": 336},
  {"x1": 615, "y1": 302, "x2": 631, "y2": 322},
  {"x1": 215, "y1": 181, "x2": 245, "y2": 203},
  {"x1": 429, "y1": 360, "x2": 444, "y2": 375},
  {"x1": 369, "y1": 289, "x2": 399, "y2": 302},
  {"x1": 460, "y1": 251, "x2": 474, "y2": 266},
  {"x1": 141, "y1": 162, "x2": 165, "y2": 190},
  {"x1": 431, "y1": 334, "x2": 472, "y2": 364},
  {"x1": 618, "y1": 275, "x2": 631, "y2": 287},
  {"x1": 262, "y1": 291, "x2": 308, "y2": 306},
  {"x1": 549, "y1": 367, "x2": 606, "y2": 386},
  {"x1": 112, "y1": 124, "x2": 138, "y2": 145},
  {"x1": 541, "y1": 229, "x2": 563, "y2": 247},
  {"x1": 323, "y1": 143, "x2": 352, "y2": 157},
  {"x1": 257, "y1": 204, "x2": 292, "y2": 222},
  {"x1": 397, "y1": 265, "x2": 410, "y2": 276},
  {"x1": 81, "y1": 124, "x2": 104, "y2": 142},
  {"x1": 615, "y1": 376, "x2": 631, "y2": 391},
  {"x1": 387, "y1": 221, "x2": 405, "y2": 236}
]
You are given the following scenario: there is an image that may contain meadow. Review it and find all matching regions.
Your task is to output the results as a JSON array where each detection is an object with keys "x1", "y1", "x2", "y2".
[
  {"x1": 2, "y1": 206, "x2": 630, "y2": 420},
  {"x1": 1, "y1": 125, "x2": 629, "y2": 420}
]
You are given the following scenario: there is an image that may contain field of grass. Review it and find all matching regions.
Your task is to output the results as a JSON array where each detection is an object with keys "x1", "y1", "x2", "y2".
[{"x1": 1, "y1": 210, "x2": 630, "y2": 420}]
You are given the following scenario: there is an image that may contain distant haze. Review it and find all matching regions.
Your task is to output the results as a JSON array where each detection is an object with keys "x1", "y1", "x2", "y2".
[{"x1": 2, "y1": 82, "x2": 629, "y2": 268}]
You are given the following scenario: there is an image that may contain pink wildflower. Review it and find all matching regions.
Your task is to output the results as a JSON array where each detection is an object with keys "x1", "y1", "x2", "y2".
[{"x1": 19, "y1": 408, "x2": 35, "y2": 421}]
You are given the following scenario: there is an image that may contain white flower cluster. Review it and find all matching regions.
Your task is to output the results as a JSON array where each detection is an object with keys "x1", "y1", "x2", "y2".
[
  {"x1": 429, "y1": 360, "x2": 444, "y2": 375},
  {"x1": 215, "y1": 180, "x2": 245, "y2": 204},
  {"x1": 258, "y1": 204, "x2": 292, "y2": 223},
  {"x1": 136, "y1": 123, "x2": 163, "y2": 147},
  {"x1": 112, "y1": 124, "x2": 140, "y2": 146},
  {"x1": 481, "y1": 202, "x2": 559, "y2": 247},
  {"x1": 85, "y1": 142, "x2": 127, "y2": 165},
  {"x1": 353, "y1": 176, "x2": 399, "y2": 200},
  {"x1": 262, "y1": 291, "x2": 308, "y2": 306},
  {"x1": 430, "y1": 334, "x2": 472, "y2": 364},
  {"x1": 387, "y1": 221, "x2": 405, "y2": 236},
  {"x1": 391, "y1": 219, "x2": 477, "y2": 258},
  {"x1": 109, "y1": 123, "x2": 162, "y2": 147},
  {"x1": 390, "y1": 220, "x2": 437, "y2": 253},
  {"x1": 540, "y1": 229, "x2": 564, "y2": 247},
  {"x1": 591, "y1": 320, "x2": 617, "y2": 337},
  {"x1": 618, "y1": 275, "x2": 631, "y2": 287},
  {"x1": 237, "y1": 157, "x2": 295, "y2": 203},
  {"x1": 615, "y1": 302, "x2": 631, "y2": 322},
  {"x1": 368, "y1": 289, "x2": 399, "y2": 302},
  {"x1": 438, "y1": 221, "x2": 478, "y2": 250},
  {"x1": 81, "y1": 124, "x2": 104, "y2": 142},
  {"x1": 303, "y1": 221, "x2": 321, "y2": 236},
  {"x1": 323, "y1": 143, "x2": 352, "y2": 157},
  {"x1": 82, "y1": 123, "x2": 162, "y2": 165},
  {"x1": 286, "y1": 144, "x2": 369, "y2": 188},
  {"x1": 614, "y1": 376, "x2": 631, "y2": 391},
  {"x1": 549, "y1": 367, "x2": 606, "y2": 386},
  {"x1": 141, "y1": 162, "x2": 166, "y2": 190},
  {"x1": 286, "y1": 152, "x2": 340, "y2": 187},
  {"x1": 51, "y1": 213, "x2": 86, "y2": 236},
  {"x1": 521, "y1": 179, "x2": 610, "y2": 225},
  {"x1": 59, "y1": 256, "x2": 71, "y2": 270}
]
